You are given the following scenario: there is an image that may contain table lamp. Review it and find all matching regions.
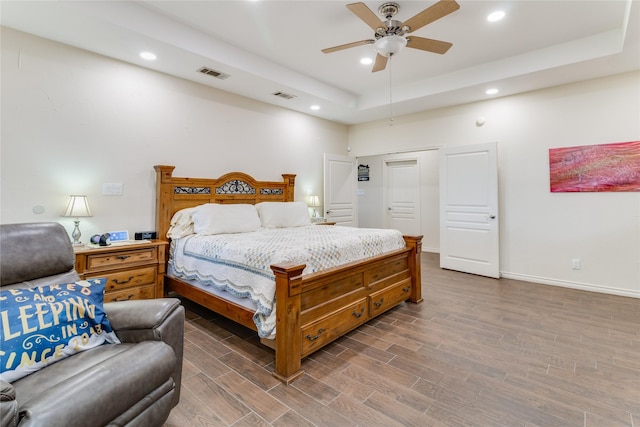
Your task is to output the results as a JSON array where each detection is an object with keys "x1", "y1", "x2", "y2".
[
  {"x1": 308, "y1": 195, "x2": 320, "y2": 219},
  {"x1": 61, "y1": 195, "x2": 92, "y2": 245}
]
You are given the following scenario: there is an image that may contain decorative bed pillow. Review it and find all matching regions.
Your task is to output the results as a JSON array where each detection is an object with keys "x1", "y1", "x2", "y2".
[
  {"x1": 167, "y1": 207, "x2": 196, "y2": 239},
  {"x1": 192, "y1": 203, "x2": 262, "y2": 235},
  {"x1": 255, "y1": 202, "x2": 311, "y2": 228},
  {"x1": 0, "y1": 278, "x2": 120, "y2": 383}
]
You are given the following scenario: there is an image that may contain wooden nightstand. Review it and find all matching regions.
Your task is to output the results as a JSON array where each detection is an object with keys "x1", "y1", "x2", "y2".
[{"x1": 74, "y1": 240, "x2": 168, "y2": 302}]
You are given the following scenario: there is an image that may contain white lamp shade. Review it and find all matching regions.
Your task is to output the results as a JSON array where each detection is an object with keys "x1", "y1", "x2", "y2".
[
  {"x1": 61, "y1": 195, "x2": 92, "y2": 218},
  {"x1": 373, "y1": 35, "x2": 407, "y2": 57},
  {"x1": 308, "y1": 195, "x2": 320, "y2": 207}
]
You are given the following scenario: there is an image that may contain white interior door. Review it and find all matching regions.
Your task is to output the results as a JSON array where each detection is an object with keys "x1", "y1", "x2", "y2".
[
  {"x1": 439, "y1": 142, "x2": 500, "y2": 278},
  {"x1": 324, "y1": 153, "x2": 357, "y2": 227},
  {"x1": 384, "y1": 159, "x2": 420, "y2": 235}
]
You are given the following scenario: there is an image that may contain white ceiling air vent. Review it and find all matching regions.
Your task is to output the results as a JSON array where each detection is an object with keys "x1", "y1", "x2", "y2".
[
  {"x1": 197, "y1": 67, "x2": 230, "y2": 80},
  {"x1": 272, "y1": 91, "x2": 297, "y2": 100}
]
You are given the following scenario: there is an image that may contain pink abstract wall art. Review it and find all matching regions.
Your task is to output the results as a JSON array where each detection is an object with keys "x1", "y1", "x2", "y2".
[{"x1": 549, "y1": 140, "x2": 640, "y2": 192}]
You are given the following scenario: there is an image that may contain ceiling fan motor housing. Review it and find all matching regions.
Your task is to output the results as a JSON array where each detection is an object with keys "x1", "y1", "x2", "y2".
[{"x1": 375, "y1": 19, "x2": 407, "y2": 39}]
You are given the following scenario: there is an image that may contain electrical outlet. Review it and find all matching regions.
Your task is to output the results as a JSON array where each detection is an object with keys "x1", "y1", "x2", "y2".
[{"x1": 571, "y1": 259, "x2": 581, "y2": 270}]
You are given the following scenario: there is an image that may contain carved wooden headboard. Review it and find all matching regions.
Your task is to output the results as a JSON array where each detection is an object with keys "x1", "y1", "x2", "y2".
[{"x1": 154, "y1": 165, "x2": 296, "y2": 240}]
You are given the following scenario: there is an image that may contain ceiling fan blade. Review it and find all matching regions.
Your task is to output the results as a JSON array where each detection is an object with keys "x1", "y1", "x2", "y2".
[
  {"x1": 347, "y1": 2, "x2": 387, "y2": 32},
  {"x1": 406, "y1": 36, "x2": 453, "y2": 54},
  {"x1": 403, "y1": 0, "x2": 460, "y2": 33},
  {"x1": 322, "y1": 39, "x2": 373, "y2": 54},
  {"x1": 372, "y1": 54, "x2": 388, "y2": 72}
]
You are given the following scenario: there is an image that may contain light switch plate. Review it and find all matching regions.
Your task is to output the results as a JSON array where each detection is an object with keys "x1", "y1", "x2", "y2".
[
  {"x1": 108, "y1": 230, "x2": 129, "y2": 241},
  {"x1": 103, "y1": 183, "x2": 123, "y2": 195}
]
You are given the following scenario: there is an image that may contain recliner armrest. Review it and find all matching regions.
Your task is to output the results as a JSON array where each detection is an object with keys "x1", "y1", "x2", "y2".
[
  {"x1": 106, "y1": 298, "x2": 182, "y2": 334},
  {"x1": 0, "y1": 380, "x2": 18, "y2": 427},
  {"x1": 104, "y1": 298, "x2": 184, "y2": 408}
]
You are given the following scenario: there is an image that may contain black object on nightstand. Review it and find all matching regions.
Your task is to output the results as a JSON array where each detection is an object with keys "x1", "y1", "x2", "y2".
[{"x1": 135, "y1": 231, "x2": 157, "y2": 240}]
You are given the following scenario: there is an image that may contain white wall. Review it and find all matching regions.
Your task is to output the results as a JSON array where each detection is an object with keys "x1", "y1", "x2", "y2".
[
  {"x1": 349, "y1": 71, "x2": 640, "y2": 298},
  {"x1": 1, "y1": 28, "x2": 348, "y2": 240}
]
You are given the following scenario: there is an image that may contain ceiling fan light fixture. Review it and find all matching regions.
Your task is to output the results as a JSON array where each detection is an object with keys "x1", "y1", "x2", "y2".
[{"x1": 373, "y1": 35, "x2": 407, "y2": 57}]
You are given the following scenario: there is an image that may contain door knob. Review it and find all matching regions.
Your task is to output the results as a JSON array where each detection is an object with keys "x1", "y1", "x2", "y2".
[{"x1": 489, "y1": 214, "x2": 496, "y2": 219}]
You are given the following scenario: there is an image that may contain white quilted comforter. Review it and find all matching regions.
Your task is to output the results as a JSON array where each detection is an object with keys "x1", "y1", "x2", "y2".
[{"x1": 169, "y1": 225, "x2": 406, "y2": 338}]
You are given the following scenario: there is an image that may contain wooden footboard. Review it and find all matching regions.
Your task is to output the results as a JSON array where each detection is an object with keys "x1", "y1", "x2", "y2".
[
  {"x1": 165, "y1": 234, "x2": 422, "y2": 384},
  {"x1": 270, "y1": 235, "x2": 422, "y2": 383}
]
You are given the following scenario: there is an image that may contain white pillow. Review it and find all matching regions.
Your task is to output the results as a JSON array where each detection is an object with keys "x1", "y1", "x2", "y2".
[
  {"x1": 167, "y1": 207, "x2": 196, "y2": 239},
  {"x1": 192, "y1": 203, "x2": 261, "y2": 235},
  {"x1": 255, "y1": 202, "x2": 311, "y2": 228}
]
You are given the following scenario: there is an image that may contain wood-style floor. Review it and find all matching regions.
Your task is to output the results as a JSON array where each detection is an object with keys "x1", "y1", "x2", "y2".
[{"x1": 164, "y1": 252, "x2": 640, "y2": 427}]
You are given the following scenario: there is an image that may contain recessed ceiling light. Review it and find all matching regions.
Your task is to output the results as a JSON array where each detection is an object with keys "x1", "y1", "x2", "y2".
[
  {"x1": 310, "y1": 105, "x2": 320, "y2": 111},
  {"x1": 360, "y1": 57, "x2": 373, "y2": 65},
  {"x1": 140, "y1": 51, "x2": 157, "y2": 61},
  {"x1": 486, "y1": 88, "x2": 499, "y2": 95},
  {"x1": 487, "y1": 11, "x2": 505, "y2": 22}
]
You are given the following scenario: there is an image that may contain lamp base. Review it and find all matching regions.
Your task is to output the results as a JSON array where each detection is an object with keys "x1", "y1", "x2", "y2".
[{"x1": 71, "y1": 219, "x2": 82, "y2": 245}]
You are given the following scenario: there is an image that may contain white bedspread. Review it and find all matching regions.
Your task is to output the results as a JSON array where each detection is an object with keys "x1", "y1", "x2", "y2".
[{"x1": 169, "y1": 225, "x2": 406, "y2": 338}]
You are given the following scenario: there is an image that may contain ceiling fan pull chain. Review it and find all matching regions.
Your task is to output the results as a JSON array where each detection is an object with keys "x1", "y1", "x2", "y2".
[{"x1": 389, "y1": 54, "x2": 394, "y2": 126}]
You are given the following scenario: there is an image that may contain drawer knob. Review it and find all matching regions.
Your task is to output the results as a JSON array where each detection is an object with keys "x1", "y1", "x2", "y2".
[
  {"x1": 352, "y1": 308, "x2": 365, "y2": 318},
  {"x1": 402, "y1": 287, "x2": 411, "y2": 293},
  {"x1": 113, "y1": 276, "x2": 134, "y2": 285},
  {"x1": 373, "y1": 298, "x2": 385, "y2": 308},
  {"x1": 305, "y1": 328, "x2": 325, "y2": 341},
  {"x1": 116, "y1": 255, "x2": 131, "y2": 260}
]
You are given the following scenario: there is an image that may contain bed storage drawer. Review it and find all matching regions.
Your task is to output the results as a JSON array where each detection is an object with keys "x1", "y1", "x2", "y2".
[
  {"x1": 369, "y1": 278, "x2": 412, "y2": 317},
  {"x1": 301, "y1": 298, "x2": 368, "y2": 356}
]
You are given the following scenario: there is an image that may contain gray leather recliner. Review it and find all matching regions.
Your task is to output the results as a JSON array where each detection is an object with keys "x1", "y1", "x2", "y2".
[{"x1": 0, "y1": 222, "x2": 184, "y2": 427}]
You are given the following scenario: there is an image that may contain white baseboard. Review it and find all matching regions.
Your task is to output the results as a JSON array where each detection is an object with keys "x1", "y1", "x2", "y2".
[
  {"x1": 418, "y1": 250, "x2": 639, "y2": 298},
  {"x1": 500, "y1": 271, "x2": 640, "y2": 299},
  {"x1": 421, "y1": 247, "x2": 439, "y2": 253}
]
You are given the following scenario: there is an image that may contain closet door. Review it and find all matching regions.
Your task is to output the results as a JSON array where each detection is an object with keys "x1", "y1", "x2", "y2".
[
  {"x1": 324, "y1": 153, "x2": 357, "y2": 226},
  {"x1": 383, "y1": 159, "x2": 420, "y2": 235}
]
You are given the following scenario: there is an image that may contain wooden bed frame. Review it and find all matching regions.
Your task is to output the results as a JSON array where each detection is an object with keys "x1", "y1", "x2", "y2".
[{"x1": 154, "y1": 165, "x2": 423, "y2": 383}]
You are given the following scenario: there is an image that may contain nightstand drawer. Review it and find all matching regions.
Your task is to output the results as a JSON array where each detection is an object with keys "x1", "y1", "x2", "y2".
[
  {"x1": 87, "y1": 266, "x2": 156, "y2": 292},
  {"x1": 86, "y1": 248, "x2": 157, "y2": 271},
  {"x1": 104, "y1": 284, "x2": 156, "y2": 302}
]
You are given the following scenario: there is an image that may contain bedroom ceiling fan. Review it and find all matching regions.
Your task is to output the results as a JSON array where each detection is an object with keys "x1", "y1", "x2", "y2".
[{"x1": 322, "y1": 0, "x2": 460, "y2": 72}]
